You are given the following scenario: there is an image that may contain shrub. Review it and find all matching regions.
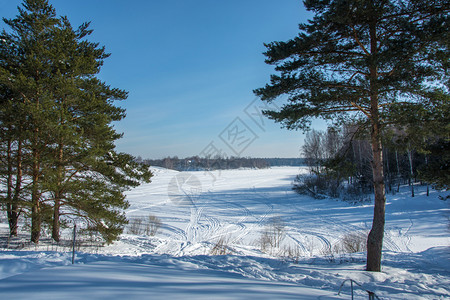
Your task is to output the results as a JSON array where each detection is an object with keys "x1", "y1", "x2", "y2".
[
  {"x1": 334, "y1": 231, "x2": 367, "y2": 254},
  {"x1": 210, "y1": 236, "x2": 231, "y2": 255},
  {"x1": 280, "y1": 245, "x2": 302, "y2": 263},
  {"x1": 128, "y1": 218, "x2": 143, "y2": 235},
  {"x1": 259, "y1": 217, "x2": 285, "y2": 254},
  {"x1": 145, "y1": 215, "x2": 161, "y2": 236},
  {"x1": 128, "y1": 214, "x2": 162, "y2": 236},
  {"x1": 293, "y1": 174, "x2": 372, "y2": 204}
]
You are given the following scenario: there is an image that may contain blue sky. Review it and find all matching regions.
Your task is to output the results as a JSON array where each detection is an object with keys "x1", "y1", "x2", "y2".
[{"x1": 1, "y1": 0, "x2": 325, "y2": 159}]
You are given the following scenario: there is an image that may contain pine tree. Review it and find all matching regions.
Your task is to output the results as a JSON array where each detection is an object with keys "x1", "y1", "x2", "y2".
[
  {"x1": 0, "y1": 78, "x2": 25, "y2": 236},
  {"x1": 0, "y1": 0, "x2": 59, "y2": 242},
  {"x1": 254, "y1": 0, "x2": 449, "y2": 271},
  {"x1": 0, "y1": 0, "x2": 152, "y2": 243}
]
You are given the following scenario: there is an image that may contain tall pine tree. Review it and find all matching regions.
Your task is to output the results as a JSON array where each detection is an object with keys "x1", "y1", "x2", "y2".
[
  {"x1": 255, "y1": 0, "x2": 449, "y2": 271},
  {"x1": 0, "y1": 0, "x2": 152, "y2": 244}
]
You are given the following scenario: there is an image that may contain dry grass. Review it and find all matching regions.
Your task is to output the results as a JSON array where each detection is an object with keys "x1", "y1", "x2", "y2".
[
  {"x1": 210, "y1": 236, "x2": 231, "y2": 255},
  {"x1": 334, "y1": 231, "x2": 367, "y2": 254},
  {"x1": 128, "y1": 214, "x2": 162, "y2": 236},
  {"x1": 145, "y1": 215, "x2": 162, "y2": 236},
  {"x1": 259, "y1": 217, "x2": 285, "y2": 254}
]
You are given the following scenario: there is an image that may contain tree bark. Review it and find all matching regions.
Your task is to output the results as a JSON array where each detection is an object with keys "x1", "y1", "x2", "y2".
[
  {"x1": 31, "y1": 199, "x2": 41, "y2": 243},
  {"x1": 366, "y1": 18, "x2": 386, "y2": 272},
  {"x1": 366, "y1": 122, "x2": 386, "y2": 271},
  {"x1": 52, "y1": 143, "x2": 64, "y2": 242},
  {"x1": 52, "y1": 199, "x2": 60, "y2": 242},
  {"x1": 6, "y1": 130, "x2": 23, "y2": 237},
  {"x1": 6, "y1": 136, "x2": 18, "y2": 236},
  {"x1": 31, "y1": 128, "x2": 41, "y2": 244},
  {"x1": 52, "y1": 98, "x2": 67, "y2": 242}
]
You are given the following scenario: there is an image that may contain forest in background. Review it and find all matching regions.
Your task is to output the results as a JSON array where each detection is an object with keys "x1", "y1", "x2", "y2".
[
  {"x1": 140, "y1": 156, "x2": 305, "y2": 171},
  {"x1": 296, "y1": 124, "x2": 449, "y2": 202}
]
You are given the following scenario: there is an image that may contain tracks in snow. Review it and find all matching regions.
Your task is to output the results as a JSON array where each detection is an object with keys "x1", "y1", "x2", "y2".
[{"x1": 121, "y1": 168, "x2": 407, "y2": 256}]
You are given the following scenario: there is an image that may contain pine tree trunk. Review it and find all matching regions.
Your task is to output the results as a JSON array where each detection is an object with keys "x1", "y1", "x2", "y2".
[
  {"x1": 6, "y1": 136, "x2": 18, "y2": 236},
  {"x1": 7, "y1": 211, "x2": 19, "y2": 237},
  {"x1": 6, "y1": 132, "x2": 23, "y2": 237},
  {"x1": 52, "y1": 109, "x2": 65, "y2": 242},
  {"x1": 366, "y1": 125, "x2": 386, "y2": 272},
  {"x1": 31, "y1": 184, "x2": 41, "y2": 243},
  {"x1": 52, "y1": 144, "x2": 64, "y2": 242},
  {"x1": 13, "y1": 135, "x2": 23, "y2": 234},
  {"x1": 366, "y1": 19, "x2": 386, "y2": 272},
  {"x1": 52, "y1": 199, "x2": 60, "y2": 242},
  {"x1": 31, "y1": 201, "x2": 40, "y2": 243},
  {"x1": 31, "y1": 129, "x2": 41, "y2": 244}
]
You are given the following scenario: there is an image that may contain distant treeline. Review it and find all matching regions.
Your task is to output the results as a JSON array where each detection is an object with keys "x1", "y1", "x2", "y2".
[
  {"x1": 265, "y1": 158, "x2": 306, "y2": 167},
  {"x1": 138, "y1": 156, "x2": 305, "y2": 171}
]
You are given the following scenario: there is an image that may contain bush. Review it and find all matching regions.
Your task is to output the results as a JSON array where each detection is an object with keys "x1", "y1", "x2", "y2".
[
  {"x1": 334, "y1": 231, "x2": 367, "y2": 254},
  {"x1": 145, "y1": 215, "x2": 161, "y2": 236},
  {"x1": 128, "y1": 214, "x2": 162, "y2": 236},
  {"x1": 280, "y1": 245, "x2": 302, "y2": 263},
  {"x1": 128, "y1": 218, "x2": 143, "y2": 235},
  {"x1": 293, "y1": 174, "x2": 372, "y2": 203},
  {"x1": 292, "y1": 175, "x2": 328, "y2": 199},
  {"x1": 210, "y1": 236, "x2": 231, "y2": 255},
  {"x1": 259, "y1": 217, "x2": 285, "y2": 254}
]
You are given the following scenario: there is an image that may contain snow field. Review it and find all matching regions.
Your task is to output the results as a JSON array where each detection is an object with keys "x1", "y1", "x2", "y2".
[
  {"x1": 120, "y1": 167, "x2": 449, "y2": 257},
  {"x1": 0, "y1": 166, "x2": 449, "y2": 299}
]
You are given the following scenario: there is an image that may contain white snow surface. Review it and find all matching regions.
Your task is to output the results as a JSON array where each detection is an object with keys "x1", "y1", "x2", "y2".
[{"x1": 0, "y1": 167, "x2": 449, "y2": 299}]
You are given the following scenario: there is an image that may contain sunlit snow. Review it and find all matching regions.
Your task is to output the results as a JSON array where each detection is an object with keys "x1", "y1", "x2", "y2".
[{"x1": 0, "y1": 167, "x2": 449, "y2": 299}]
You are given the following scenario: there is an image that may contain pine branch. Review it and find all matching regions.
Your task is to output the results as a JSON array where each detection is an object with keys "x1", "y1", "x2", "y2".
[{"x1": 351, "y1": 25, "x2": 370, "y2": 56}]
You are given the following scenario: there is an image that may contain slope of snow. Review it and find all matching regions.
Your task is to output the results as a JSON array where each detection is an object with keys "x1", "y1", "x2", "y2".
[
  {"x1": 0, "y1": 248, "x2": 448, "y2": 299},
  {"x1": 0, "y1": 258, "x2": 342, "y2": 300},
  {"x1": 0, "y1": 167, "x2": 449, "y2": 299}
]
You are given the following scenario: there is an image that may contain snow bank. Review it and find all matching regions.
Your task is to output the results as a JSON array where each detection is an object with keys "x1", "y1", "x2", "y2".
[{"x1": 0, "y1": 247, "x2": 448, "y2": 299}]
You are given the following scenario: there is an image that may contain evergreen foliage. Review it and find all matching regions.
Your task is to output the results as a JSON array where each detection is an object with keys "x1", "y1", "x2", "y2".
[
  {"x1": 255, "y1": 0, "x2": 449, "y2": 271},
  {"x1": 0, "y1": 0, "x2": 152, "y2": 244}
]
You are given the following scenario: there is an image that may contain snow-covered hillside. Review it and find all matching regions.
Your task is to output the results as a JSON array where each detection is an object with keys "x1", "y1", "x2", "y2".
[{"x1": 0, "y1": 167, "x2": 449, "y2": 299}]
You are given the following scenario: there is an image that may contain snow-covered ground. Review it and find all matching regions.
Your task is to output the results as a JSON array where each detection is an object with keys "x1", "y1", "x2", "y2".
[{"x1": 0, "y1": 167, "x2": 449, "y2": 299}]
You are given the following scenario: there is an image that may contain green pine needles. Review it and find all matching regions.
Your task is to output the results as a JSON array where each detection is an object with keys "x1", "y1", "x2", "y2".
[
  {"x1": 255, "y1": 0, "x2": 449, "y2": 271},
  {"x1": 0, "y1": 0, "x2": 152, "y2": 244}
]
